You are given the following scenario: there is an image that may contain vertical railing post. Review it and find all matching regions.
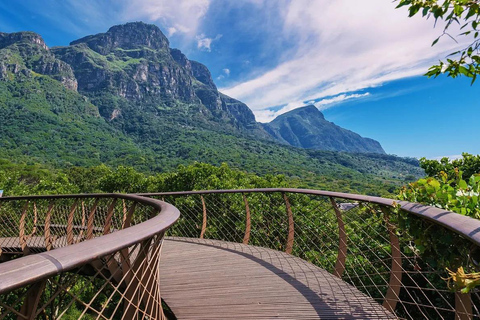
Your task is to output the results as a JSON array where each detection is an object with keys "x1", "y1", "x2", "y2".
[
  {"x1": 78, "y1": 201, "x2": 86, "y2": 242},
  {"x1": 381, "y1": 206, "x2": 403, "y2": 314},
  {"x1": 86, "y1": 199, "x2": 99, "y2": 240},
  {"x1": 243, "y1": 194, "x2": 251, "y2": 245},
  {"x1": 329, "y1": 197, "x2": 347, "y2": 278},
  {"x1": 283, "y1": 192, "x2": 294, "y2": 254},
  {"x1": 44, "y1": 202, "x2": 55, "y2": 251},
  {"x1": 103, "y1": 199, "x2": 118, "y2": 235},
  {"x1": 120, "y1": 203, "x2": 137, "y2": 284},
  {"x1": 200, "y1": 195, "x2": 207, "y2": 239},
  {"x1": 140, "y1": 234, "x2": 164, "y2": 318},
  {"x1": 67, "y1": 200, "x2": 78, "y2": 245},
  {"x1": 455, "y1": 292, "x2": 473, "y2": 320},
  {"x1": 19, "y1": 201, "x2": 29, "y2": 255},
  {"x1": 18, "y1": 280, "x2": 47, "y2": 320},
  {"x1": 123, "y1": 237, "x2": 154, "y2": 318}
]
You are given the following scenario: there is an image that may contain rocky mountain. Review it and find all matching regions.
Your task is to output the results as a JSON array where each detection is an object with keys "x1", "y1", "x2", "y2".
[
  {"x1": 49, "y1": 22, "x2": 268, "y2": 137},
  {"x1": 0, "y1": 22, "x2": 421, "y2": 192},
  {"x1": 263, "y1": 105, "x2": 385, "y2": 154},
  {"x1": 1, "y1": 22, "x2": 384, "y2": 154},
  {"x1": 0, "y1": 31, "x2": 77, "y2": 90}
]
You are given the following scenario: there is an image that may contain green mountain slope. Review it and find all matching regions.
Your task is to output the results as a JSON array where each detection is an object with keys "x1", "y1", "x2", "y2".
[
  {"x1": 0, "y1": 23, "x2": 424, "y2": 195},
  {"x1": 263, "y1": 105, "x2": 385, "y2": 153}
]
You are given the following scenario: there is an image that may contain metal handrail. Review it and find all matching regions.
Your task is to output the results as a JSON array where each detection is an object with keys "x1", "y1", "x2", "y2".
[
  {"x1": 141, "y1": 188, "x2": 480, "y2": 319},
  {"x1": 1, "y1": 189, "x2": 479, "y2": 319},
  {"x1": 140, "y1": 188, "x2": 480, "y2": 247},
  {"x1": 0, "y1": 194, "x2": 179, "y2": 294}
]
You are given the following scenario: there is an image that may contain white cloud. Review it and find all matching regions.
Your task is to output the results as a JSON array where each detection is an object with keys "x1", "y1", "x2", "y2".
[
  {"x1": 254, "y1": 92, "x2": 370, "y2": 122},
  {"x1": 223, "y1": 68, "x2": 230, "y2": 76},
  {"x1": 122, "y1": 0, "x2": 211, "y2": 36},
  {"x1": 220, "y1": 0, "x2": 467, "y2": 117},
  {"x1": 167, "y1": 27, "x2": 177, "y2": 36},
  {"x1": 315, "y1": 93, "x2": 370, "y2": 110},
  {"x1": 256, "y1": 100, "x2": 307, "y2": 123},
  {"x1": 196, "y1": 33, "x2": 222, "y2": 51}
]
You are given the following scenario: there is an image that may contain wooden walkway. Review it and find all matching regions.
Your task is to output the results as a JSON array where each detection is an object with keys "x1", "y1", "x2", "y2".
[{"x1": 160, "y1": 238, "x2": 395, "y2": 319}]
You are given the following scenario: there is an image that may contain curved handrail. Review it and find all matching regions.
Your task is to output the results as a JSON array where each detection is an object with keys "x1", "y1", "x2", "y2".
[
  {"x1": 141, "y1": 188, "x2": 480, "y2": 319},
  {"x1": 140, "y1": 188, "x2": 480, "y2": 247},
  {"x1": 0, "y1": 194, "x2": 180, "y2": 294}
]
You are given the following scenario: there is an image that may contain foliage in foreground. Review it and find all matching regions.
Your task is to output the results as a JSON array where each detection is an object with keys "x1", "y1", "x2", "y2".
[
  {"x1": 397, "y1": 0, "x2": 480, "y2": 83},
  {"x1": 398, "y1": 153, "x2": 480, "y2": 218},
  {"x1": 397, "y1": 153, "x2": 480, "y2": 293}
]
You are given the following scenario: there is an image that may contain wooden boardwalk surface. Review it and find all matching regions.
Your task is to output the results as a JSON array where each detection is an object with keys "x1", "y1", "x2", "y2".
[{"x1": 160, "y1": 238, "x2": 396, "y2": 319}]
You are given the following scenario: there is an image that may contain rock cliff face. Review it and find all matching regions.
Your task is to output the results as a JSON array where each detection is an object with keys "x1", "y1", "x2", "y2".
[
  {"x1": 0, "y1": 31, "x2": 77, "y2": 90},
  {"x1": 263, "y1": 105, "x2": 385, "y2": 154},
  {"x1": 0, "y1": 22, "x2": 385, "y2": 154},
  {"x1": 49, "y1": 22, "x2": 266, "y2": 136}
]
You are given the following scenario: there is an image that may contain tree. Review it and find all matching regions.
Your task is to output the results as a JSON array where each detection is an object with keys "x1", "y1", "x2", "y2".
[{"x1": 397, "y1": 0, "x2": 480, "y2": 83}]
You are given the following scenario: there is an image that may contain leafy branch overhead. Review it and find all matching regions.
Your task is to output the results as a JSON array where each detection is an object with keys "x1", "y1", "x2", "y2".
[{"x1": 397, "y1": 0, "x2": 480, "y2": 83}]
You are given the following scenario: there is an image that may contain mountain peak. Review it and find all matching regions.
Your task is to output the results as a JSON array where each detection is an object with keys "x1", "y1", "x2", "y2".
[
  {"x1": 70, "y1": 22, "x2": 169, "y2": 54},
  {"x1": 263, "y1": 105, "x2": 385, "y2": 154},
  {"x1": 0, "y1": 31, "x2": 47, "y2": 50},
  {"x1": 289, "y1": 105, "x2": 325, "y2": 120}
]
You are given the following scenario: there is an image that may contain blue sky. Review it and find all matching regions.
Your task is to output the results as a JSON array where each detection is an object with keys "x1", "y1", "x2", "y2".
[{"x1": 0, "y1": 0, "x2": 478, "y2": 159}]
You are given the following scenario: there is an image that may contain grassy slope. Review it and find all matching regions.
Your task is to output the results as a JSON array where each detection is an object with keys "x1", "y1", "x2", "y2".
[{"x1": 0, "y1": 72, "x2": 423, "y2": 196}]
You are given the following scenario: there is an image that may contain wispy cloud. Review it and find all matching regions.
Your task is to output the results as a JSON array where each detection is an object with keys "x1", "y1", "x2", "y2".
[
  {"x1": 254, "y1": 92, "x2": 370, "y2": 123},
  {"x1": 223, "y1": 68, "x2": 230, "y2": 76},
  {"x1": 196, "y1": 33, "x2": 222, "y2": 51},
  {"x1": 221, "y1": 0, "x2": 466, "y2": 117},
  {"x1": 315, "y1": 93, "x2": 371, "y2": 110},
  {"x1": 122, "y1": 0, "x2": 211, "y2": 37}
]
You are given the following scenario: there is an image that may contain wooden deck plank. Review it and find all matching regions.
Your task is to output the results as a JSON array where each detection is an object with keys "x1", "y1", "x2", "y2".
[
  {"x1": 160, "y1": 238, "x2": 396, "y2": 319},
  {"x1": 0, "y1": 236, "x2": 397, "y2": 319}
]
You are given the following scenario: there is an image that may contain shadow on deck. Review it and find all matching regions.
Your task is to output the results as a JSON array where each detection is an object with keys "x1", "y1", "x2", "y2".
[{"x1": 160, "y1": 238, "x2": 395, "y2": 319}]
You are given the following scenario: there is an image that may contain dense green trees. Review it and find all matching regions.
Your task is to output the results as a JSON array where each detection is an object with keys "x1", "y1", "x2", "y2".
[
  {"x1": 0, "y1": 160, "x2": 288, "y2": 196},
  {"x1": 0, "y1": 155, "x2": 421, "y2": 197}
]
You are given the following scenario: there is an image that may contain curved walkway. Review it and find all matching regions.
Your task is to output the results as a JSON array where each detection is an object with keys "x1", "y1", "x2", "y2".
[{"x1": 160, "y1": 238, "x2": 395, "y2": 319}]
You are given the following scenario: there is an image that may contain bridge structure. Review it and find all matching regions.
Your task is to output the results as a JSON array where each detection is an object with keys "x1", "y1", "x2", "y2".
[{"x1": 0, "y1": 189, "x2": 479, "y2": 319}]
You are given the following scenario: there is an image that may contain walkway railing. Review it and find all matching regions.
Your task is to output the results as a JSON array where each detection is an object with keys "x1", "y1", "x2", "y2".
[
  {"x1": 141, "y1": 188, "x2": 480, "y2": 320},
  {"x1": 0, "y1": 194, "x2": 179, "y2": 319}
]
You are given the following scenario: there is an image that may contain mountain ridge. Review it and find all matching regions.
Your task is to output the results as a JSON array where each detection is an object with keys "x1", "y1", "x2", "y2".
[
  {"x1": 0, "y1": 22, "x2": 420, "y2": 195},
  {"x1": 263, "y1": 105, "x2": 385, "y2": 154}
]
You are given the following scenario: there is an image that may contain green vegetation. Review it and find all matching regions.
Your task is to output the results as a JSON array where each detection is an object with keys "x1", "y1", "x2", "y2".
[
  {"x1": 397, "y1": 153, "x2": 480, "y2": 294},
  {"x1": 0, "y1": 25, "x2": 423, "y2": 196},
  {"x1": 397, "y1": 0, "x2": 480, "y2": 83},
  {"x1": 399, "y1": 153, "x2": 480, "y2": 217},
  {"x1": 0, "y1": 74, "x2": 421, "y2": 196}
]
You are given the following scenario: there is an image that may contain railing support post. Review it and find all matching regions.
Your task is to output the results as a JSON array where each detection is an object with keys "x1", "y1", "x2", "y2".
[
  {"x1": 381, "y1": 206, "x2": 403, "y2": 314},
  {"x1": 18, "y1": 280, "x2": 46, "y2": 320},
  {"x1": 67, "y1": 200, "x2": 78, "y2": 245},
  {"x1": 19, "y1": 201, "x2": 29, "y2": 255},
  {"x1": 86, "y1": 199, "x2": 99, "y2": 240},
  {"x1": 455, "y1": 292, "x2": 473, "y2": 320},
  {"x1": 44, "y1": 202, "x2": 55, "y2": 251},
  {"x1": 243, "y1": 194, "x2": 251, "y2": 245},
  {"x1": 123, "y1": 237, "x2": 154, "y2": 318},
  {"x1": 329, "y1": 197, "x2": 347, "y2": 278},
  {"x1": 200, "y1": 195, "x2": 207, "y2": 239},
  {"x1": 283, "y1": 193, "x2": 294, "y2": 254},
  {"x1": 103, "y1": 199, "x2": 118, "y2": 235}
]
